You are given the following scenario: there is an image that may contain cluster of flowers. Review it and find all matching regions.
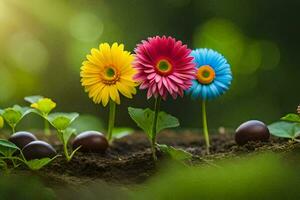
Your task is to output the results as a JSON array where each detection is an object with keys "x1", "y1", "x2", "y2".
[
  {"x1": 81, "y1": 36, "x2": 232, "y2": 105},
  {"x1": 80, "y1": 36, "x2": 232, "y2": 155}
]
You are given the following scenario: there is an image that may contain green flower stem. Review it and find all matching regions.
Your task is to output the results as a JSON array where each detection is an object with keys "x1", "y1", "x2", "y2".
[
  {"x1": 151, "y1": 97, "x2": 161, "y2": 161},
  {"x1": 58, "y1": 130, "x2": 71, "y2": 162},
  {"x1": 107, "y1": 100, "x2": 116, "y2": 142},
  {"x1": 63, "y1": 140, "x2": 71, "y2": 162},
  {"x1": 12, "y1": 126, "x2": 16, "y2": 134},
  {"x1": 56, "y1": 130, "x2": 79, "y2": 162},
  {"x1": 202, "y1": 100, "x2": 210, "y2": 154},
  {"x1": 44, "y1": 118, "x2": 51, "y2": 136}
]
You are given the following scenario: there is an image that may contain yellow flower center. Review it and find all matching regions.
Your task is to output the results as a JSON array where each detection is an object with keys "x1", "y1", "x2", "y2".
[
  {"x1": 156, "y1": 59, "x2": 173, "y2": 75},
  {"x1": 196, "y1": 65, "x2": 215, "y2": 84},
  {"x1": 102, "y1": 66, "x2": 120, "y2": 85}
]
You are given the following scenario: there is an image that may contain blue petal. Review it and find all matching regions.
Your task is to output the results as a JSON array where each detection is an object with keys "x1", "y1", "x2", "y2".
[
  {"x1": 191, "y1": 84, "x2": 202, "y2": 99},
  {"x1": 214, "y1": 80, "x2": 229, "y2": 91},
  {"x1": 216, "y1": 68, "x2": 231, "y2": 75},
  {"x1": 209, "y1": 84, "x2": 220, "y2": 99},
  {"x1": 188, "y1": 48, "x2": 232, "y2": 100},
  {"x1": 215, "y1": 75, "x2": 232, "y2": 84},
  {"x1": 215, "y1": 63, "x2": 230, "y2": 72},
  {"x1": 201, "y1": 86, "x2": 208, "y2": 100},
  {"x1": 186, "y1": 81, "x2": 197, "y2": 95}
]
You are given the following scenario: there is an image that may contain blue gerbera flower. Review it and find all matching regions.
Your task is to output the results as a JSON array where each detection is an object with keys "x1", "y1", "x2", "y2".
[{"x1": 186, "y1": 48, "x2": 232, "y2": 100}]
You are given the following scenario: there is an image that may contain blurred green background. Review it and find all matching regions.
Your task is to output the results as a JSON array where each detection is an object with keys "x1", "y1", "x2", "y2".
[{"x1": 0, "y1": 0, "x2": 299, "y2": 130}]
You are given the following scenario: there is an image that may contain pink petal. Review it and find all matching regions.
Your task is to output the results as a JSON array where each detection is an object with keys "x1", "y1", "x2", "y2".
[
  {"x1": 147, "y1": 89, "x2": 153, "y2": 99},
  {"x1": 168, "y1": 75, "x2": 183, "y2": 84},
  {"x1": 147, "y1": 73, "x2": 156, "y2": 80},
  {"x1": 140, "y1": 82, "x2": 149, "y2": 89},
  {"x1": 155, "y1": 75, "x2": 161, "y2": 83}
]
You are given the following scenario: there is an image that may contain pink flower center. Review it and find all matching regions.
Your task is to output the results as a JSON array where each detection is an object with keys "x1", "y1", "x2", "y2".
[{"x1": 155, "y1": 59, "x2": 173, "y2": 75}]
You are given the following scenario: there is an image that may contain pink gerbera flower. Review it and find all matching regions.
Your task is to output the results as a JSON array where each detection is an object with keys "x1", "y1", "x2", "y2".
[{"x1": 133, "y1": 36, "x2": 196, "y2": 100}]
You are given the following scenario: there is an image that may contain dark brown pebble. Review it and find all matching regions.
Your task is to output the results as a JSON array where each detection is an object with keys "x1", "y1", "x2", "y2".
[
  {"x1": 8, "y1": 131, "x2": 37, "y2": 149},
  {"x1": 22, "y1": 141, "x2": 57, "y2": 160},
  {"x1": 235, "y1": 120, "x2": 270, "y2": 145},
  {"x1": 72, "y1": 131, "x2": 108, "y2": 153}
]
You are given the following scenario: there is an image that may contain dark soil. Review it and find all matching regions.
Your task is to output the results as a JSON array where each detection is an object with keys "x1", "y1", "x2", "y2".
[{"x1": 14, "y1": 130, "x2": 300, "y2": 186}]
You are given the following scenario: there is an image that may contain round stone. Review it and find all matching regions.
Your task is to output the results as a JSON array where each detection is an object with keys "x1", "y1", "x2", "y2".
[
  {"x1": 8, "y1": 131, "x2": 38, "y2": 149},
  {"x1": 22, "y1": 141, "x2": 57, "y2": 160},
  {"x1": 72, "y1": 131, "x2": 108, "y2": 153},
  {"x1": 235, "y1": 120, "x2": 270, "y2": 145}
]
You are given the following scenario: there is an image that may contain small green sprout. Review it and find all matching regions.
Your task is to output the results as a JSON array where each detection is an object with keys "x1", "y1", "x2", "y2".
[
  {"x1": 0, "y1": 139, "x2": 58, "y2": 172},
  {"x1": 268, "y1": 110, "x2": 300, "y2": 141},
  {"x1": 128, "y1": 107, "x2": 181, "y2": 161},
  {"x1": 25, "y1": 95, "x2": 56, "y2": 136},
  {"x1": 0, "y1": 105, "x2": 33, "y2": 134},
  {"x1": 157, "y1": 144, "x2": 193, "y2": 163},
  {"x1": 47, "y1": 112, "x2": 80, "y2": 162},
  {"x1": 0, "y1": 139, "x2": 20, "y2": 173},
  {"x1": 23, "y1": 156, "x2": 59, "y2": 171}
]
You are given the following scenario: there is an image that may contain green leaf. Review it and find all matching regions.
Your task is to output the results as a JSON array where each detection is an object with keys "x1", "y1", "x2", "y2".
[
  {"x1": 157, "y1": 111, "x2": 180, "y2": 133},
  {"x1": 0, "y1": 108, "x2": 22, "y2": 128},
  {"x1": 24, "y1": 95, "x2": 44, "y2": 104},
  {"x1": 47, "y1": 112, "x2": 79, "y2": 131},
  {"x1": 30, "y1": 98, "x2": 56, "y2": 115},
  {"x1": 281, "y1": 114, "x2": 300, "y2": 123},
  {"x1": 25, "y1": 156, "x2": 59, "y2": 171},
  {"x1": 0, "y1": 105, "x2": 33, "y2": 129},
  {"x1": 112, "y1": 127, "x2": 134, "y2": 139},
  {"x1": 128, "y1": 107, "x2": 179, "y2": 139},
  {"x1": 0, "y1": 139, "x2": 20, "y2": 157},
  {"x1": 128, "y1": 107, "x2": 154, "y2": 139},
  {"x1": 158, "y1": 144, "x2": 192, "y2": 161},
  {"x1": 268, "y1": 121, "x2": 300, "y2": 139}
]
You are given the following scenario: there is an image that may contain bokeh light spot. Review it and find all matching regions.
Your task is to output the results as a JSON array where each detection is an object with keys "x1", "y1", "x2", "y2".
[
  {"x1": 193, "y1": 18, "x2": 246, "y2": 74},
  {"x1": 258, "y1": 40, "x2": 280, "y2": 70},
  {"x1": 8, "y1": 32, "x2": 49, "y2": 73},
  {"x1": 0, "y1": 1, "x2": 9, "y2": 22},
  {"x1": 239, "y1": 41, "x2": 262, "y2": 74},
  {"x1": 69, "y1": 12, "x2": 103, "y2": 42}
]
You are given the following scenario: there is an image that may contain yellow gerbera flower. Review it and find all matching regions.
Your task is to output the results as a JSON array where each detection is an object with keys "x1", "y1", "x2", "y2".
[{"x1": 80, "y1": 43, "x2": 137, "y2": 106}]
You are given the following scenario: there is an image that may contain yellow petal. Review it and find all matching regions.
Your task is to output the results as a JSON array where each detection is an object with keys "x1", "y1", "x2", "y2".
[
  {"x1": 81, "y1": 77, "x2": 101, "y2": 86},
  {"x1": 81, "y1": 42, "x2": 137, "y2": 105},
  {"x1": 100, "y1": 86, "x2": 110, "y2": 106},
  {"x1": 88, "y1": 83, "x2": 104, "y2": 99},
  {"x1": 99, "y1": 43, "x2": 112, "y2": 64},
  {"x1": 111, "y1": 43, "x2": 119, "y2": 66},
  {"x1": 116, "y1": 81, "x2": 135, "y2": 98},
  {"x1": 109, "y1": 85, "x2": 120, "y2": 104}
]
